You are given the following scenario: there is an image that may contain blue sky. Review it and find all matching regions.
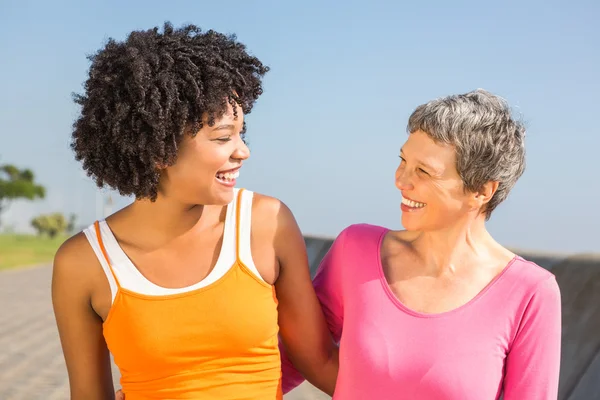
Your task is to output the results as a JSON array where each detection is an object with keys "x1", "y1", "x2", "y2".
[{"x1": 0, "y1": 0, "x2": 598, "y2": 253}]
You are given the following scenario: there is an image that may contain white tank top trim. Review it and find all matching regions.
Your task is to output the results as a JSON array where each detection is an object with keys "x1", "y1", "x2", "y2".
[
  {"x1": 237, "y1": 189, "x2": 261, "y2": 278},
  {"x1": 83, "y1": 188, "x2": 265, "y2": 303}
]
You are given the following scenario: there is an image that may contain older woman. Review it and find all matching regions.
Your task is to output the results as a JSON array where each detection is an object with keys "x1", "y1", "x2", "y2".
[{"x1": 282, "y1": 89, "x2": 561, "y2": 399}]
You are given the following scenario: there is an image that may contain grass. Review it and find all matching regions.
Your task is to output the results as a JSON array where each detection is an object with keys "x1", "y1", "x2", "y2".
[{"x1": 0, "y1": 234, "x2": 67, "y2": 270}]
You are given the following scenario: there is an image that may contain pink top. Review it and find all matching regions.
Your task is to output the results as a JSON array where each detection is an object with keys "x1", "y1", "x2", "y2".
[{"x1": 282, "y1": 224, "x2": 561, "y2": 400}]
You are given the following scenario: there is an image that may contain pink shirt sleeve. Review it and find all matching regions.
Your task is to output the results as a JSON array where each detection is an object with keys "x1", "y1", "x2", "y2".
[
  {"x1": 502, "y1": 276, "x2": 562, "y2": 399},
  {"x1": 280, "y1": 228, "x2": 349, "y2": 393}
]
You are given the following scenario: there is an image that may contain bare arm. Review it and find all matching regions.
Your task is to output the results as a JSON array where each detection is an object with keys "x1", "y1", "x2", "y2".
[
  {"x1": 257, "y1": 196, "x2": 338, "y2": 395},
  {"x1": 52, "y1": 234, "x2": 115, "y2": 400},
  {"x1": 280, "y1": 227, "x2": 349, "y2": 393}
]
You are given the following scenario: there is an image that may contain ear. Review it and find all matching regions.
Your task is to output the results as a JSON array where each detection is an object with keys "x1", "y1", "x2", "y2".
[{"x1": 474, "y1": 181, "x2": 499, "y2": 207}]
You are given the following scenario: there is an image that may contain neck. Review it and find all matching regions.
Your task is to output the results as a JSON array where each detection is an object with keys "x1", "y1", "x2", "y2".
[
  {"x1": 124, "y1": 195, "x2": 224, "y2": 239},
  {"x1": 412, "y1": 214, "x2": 496, "y2": 276}
]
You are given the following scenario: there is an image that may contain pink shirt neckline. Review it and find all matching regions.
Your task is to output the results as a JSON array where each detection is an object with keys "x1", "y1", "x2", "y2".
[{"x1": 375, "y1": 228, "x2": 520, "y2": 319}]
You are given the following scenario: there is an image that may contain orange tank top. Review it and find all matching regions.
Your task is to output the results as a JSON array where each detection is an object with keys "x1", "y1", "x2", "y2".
[{"x1": 91, "y1": 189, "x2": 282, "y2": 400}]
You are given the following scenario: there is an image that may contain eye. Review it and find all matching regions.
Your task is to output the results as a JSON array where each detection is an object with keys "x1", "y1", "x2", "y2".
[
  {"x1": 418, "y1": 168, "x2": 429, "y2": 175},
  {"x1": 215, "y1": 137, "x2": 232, "y2": 143}
]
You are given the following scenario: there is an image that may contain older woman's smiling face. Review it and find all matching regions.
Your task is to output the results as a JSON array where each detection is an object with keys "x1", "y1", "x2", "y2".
[{"x1": 395, "y1": 130, "x2": 489, "y2": 232}]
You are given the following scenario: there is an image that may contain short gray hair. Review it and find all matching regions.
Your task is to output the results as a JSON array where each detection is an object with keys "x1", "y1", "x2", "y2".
[{"x1": 407, "y1": 89, "x2": 526, "y2": 219}]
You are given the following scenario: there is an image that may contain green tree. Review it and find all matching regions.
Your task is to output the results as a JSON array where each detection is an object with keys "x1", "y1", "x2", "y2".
[
  {"x1": 31, "y1": 213, "x2": 67, "y2": 238},
  {"x1": 0, "y1": 164, "x2": 46, "y2": 226}
]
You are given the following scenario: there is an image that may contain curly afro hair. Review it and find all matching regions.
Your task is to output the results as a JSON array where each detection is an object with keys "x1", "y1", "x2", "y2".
[{"x1": 71, "y1": 22, "x2": 269, "y2": 200}]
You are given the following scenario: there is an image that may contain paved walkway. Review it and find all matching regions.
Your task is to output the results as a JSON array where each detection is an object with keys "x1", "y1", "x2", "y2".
[{"x1": 0, "y1": 265, "x2": 328, "y2": 400}]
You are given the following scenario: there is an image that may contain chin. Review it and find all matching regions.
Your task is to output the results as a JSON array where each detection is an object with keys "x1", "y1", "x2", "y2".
[
  {"x1": 208, "y1": 188, "x2": 236, "y2": 206},
  {"x1": 401, "y1": 213, "x2": 423, "y2": 232},
  {"x1": 181, "y1": 189, "x2": 234, "y2": 207}
]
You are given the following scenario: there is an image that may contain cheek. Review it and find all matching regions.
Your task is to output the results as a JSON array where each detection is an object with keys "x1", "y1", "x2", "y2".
[
  {"x1": 166, "y1": 154, "x2": 213, "y2": 186},
  {"x1": 421, "y1": 180, "x2": 461, "y2": 206},
  {"x1": 180, "y1": 144, "x2": 229, "y2": 172},
  {"x1": 432, "y1": 185, "x2": 469, "y2": 214},
  {"x1": 202, "y1": 143, "x2": 235, "y2": 165}
]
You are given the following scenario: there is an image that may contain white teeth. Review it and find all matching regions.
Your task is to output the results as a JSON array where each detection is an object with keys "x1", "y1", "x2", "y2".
[
  {"x1": 401, "y1": 197, "x2": 426, "y2": 208},
  {"x1": 216, "y1": 170, "x2": 239, "y2": 182}
]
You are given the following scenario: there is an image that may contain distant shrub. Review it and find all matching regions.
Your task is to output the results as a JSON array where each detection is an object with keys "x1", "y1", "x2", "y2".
[{"x1": 31, "y1": 213, "x2": 68, "y2": 238}]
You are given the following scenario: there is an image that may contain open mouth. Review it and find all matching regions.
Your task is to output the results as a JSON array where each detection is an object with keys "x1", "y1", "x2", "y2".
[
  {"x1": 216, "y1": 168, "x2": 240, "y2": 185},
  {"x1": 401, "y1": 196, "x2": 426, "y2": 209}
]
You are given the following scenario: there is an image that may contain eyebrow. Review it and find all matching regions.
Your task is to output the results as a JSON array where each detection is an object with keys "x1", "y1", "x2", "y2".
[
  {"x1": 400, "y1": 148, "x2": 439, "y2": 173},
  {"x1": 211, "y1": 124, "x2": 236, "y2": 131}
]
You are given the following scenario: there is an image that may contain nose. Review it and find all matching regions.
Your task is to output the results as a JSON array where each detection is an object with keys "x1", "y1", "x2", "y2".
[
  {"x1": 395, "y1": 165, "x2": 414, "y2": 191},
  {"x1": 232, "y1": 138, "x2": 250, "y2": 161}
]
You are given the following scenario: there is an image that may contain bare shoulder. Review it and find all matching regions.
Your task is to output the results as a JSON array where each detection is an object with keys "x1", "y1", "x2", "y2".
[
  {"x1": 53, "y1": 231, "x2": 100, "y2": 291},
  {"x1": 249, "y1": 192, "x2": 304, "y2": 268},
  {"x1": 250, "y1": 192, "x2": 298, "y2": 235},
  {"x1": 55, "y1": 232, "x2": 96, "y2": 269}
]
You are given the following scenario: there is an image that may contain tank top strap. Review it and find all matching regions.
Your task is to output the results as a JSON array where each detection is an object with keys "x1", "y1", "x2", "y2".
[
  {"x1": 233, "y1": 188, "x2": 266, "y2": 283},
  {"x1": 94, "y1": 220, "x2": 122, "y2": 289},
  {"x1": 234, "y1": 188, "x2": 245, "y2": 262}
]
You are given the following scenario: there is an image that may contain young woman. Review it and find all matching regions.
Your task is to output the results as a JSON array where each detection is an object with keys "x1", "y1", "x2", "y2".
[
  {"x1": 52, "y1": 23, "x2": 337, "y2": 400},
  {"x1": 282, "y1": 89, "x2": 562, "y2": 399}
]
